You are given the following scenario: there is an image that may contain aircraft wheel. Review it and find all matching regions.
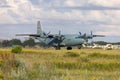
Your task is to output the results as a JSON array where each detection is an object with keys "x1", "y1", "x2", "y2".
[
  {"x1": 67, "y1": 47, "x2": 72, "y2": 50},
  {"x1": 78, "y1": 46, "x2": 82, "y2": 49}
]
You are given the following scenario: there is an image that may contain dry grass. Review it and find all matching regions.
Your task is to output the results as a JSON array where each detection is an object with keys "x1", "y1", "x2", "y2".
[{"x1": 0, "y1": 48, "x2": 120, "y2": 80}]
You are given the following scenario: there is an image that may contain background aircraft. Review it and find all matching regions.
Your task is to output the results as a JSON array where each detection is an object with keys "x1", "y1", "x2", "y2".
[{"x1": 16, "y1": 21, "x2": 104, "y2": 50}]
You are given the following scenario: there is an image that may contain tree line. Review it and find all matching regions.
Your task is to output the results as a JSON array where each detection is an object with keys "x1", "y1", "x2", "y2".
[
  {"x1": 94, "y1": 41, "x2": 120, "y2": 45},
  {"x1": 0, "y1": 38, "x2": 36, "y2": 47},
  {"x1": 0, "y1": 38, "x2": 120, "y2": 47}
]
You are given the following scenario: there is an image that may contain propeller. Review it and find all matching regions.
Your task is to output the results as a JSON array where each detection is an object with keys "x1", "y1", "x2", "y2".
[
  {"x1": 78, "y1": 32, "x2": 86, "y2": 38},
  {"x1": 90, "y1": 31, "x2": 94, "y2": 46},
  {"x1": 78, "y1": 31, "x2": 105, "y2": 43},
  {"x1": 55, "y1": 30, "x2": 64, "y2": 50},
  {"x1": 79, "y1": 33, "x2": 88, "y2": 42},
  {"x1": 57, "y1": 30, "x2": 63, "y2": 41}
]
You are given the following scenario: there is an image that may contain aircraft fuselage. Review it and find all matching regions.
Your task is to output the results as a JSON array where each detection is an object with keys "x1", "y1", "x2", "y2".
[{"x1": 37, "y1": 34, "x2": 85, "y2": 49}]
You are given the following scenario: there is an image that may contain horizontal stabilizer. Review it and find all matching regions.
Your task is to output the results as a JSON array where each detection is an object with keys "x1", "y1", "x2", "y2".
[{"x1": 16, "y1": 34, "x2": 40, "y2": 37}]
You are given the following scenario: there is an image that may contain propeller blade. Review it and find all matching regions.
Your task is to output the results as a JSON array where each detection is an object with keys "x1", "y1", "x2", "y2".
[
  {"x1": 59, "y1": 30, "x2": 61, "y2": 36},
  {"x1": 47, "y1": 31, "x2": 51, "y2": 35},
  {"x1": 91, "y1": 31, "x2": 93, "y2": 35},
  {"x1": 79, "y1": 32, "x2": 81, "y2": 35},
  {"x1": 84, "y1": 33, "x2": 86, "y2": 37}
]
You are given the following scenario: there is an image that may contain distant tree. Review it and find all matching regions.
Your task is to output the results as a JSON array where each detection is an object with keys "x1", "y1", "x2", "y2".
[
  {"x1": 2, "y1": 40, "x2": 11, "y2": 47},
  {"x1": 10, "y1": 39, "x2": 22, "y2": 46},
  {"x1": 23, "y1": 38, "x2": 35, "y2": 47},
  {"x1": 94, "y1": 41, "x2": 107, "y2": 45},
  {"x1": 112, "y1": 42, "x2": 120, "y2": 45},
  {"x1": 35, "y1": 42, "x2": 46, "y2": 47}
]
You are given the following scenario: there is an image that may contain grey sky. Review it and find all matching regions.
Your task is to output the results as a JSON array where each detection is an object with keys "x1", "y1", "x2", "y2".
[{"x1": 0, "y1": 0, "x2": 120, "y2": 42}]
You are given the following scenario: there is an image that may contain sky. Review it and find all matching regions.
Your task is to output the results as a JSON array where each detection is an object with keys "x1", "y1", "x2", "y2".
[{"x1": 0, "y1": 0, "x2": 120, "y2": 42}]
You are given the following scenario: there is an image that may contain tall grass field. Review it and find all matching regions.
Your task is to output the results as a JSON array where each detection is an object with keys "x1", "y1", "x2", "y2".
[{"x1": 0, "y1": 48, "x2": 120, "y2": 80}]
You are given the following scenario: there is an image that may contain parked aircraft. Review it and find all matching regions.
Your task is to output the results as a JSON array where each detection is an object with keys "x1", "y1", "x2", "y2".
[{"x1": 16, "y1": 21, "x2": 104, "y2": 50}]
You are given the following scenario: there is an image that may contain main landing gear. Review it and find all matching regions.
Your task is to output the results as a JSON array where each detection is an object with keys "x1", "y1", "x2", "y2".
[{"x1": 67, "y1": 47, "x2": 72, "y2": 50}]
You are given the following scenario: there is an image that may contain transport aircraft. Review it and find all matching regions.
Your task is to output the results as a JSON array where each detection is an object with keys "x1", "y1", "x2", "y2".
[{"x1": 16, "y1": 21, "x2": 104, "y2": 50}]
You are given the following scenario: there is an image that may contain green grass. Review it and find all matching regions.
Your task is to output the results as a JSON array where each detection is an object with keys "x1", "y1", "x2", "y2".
[
  {"x1": 63, "y1": 52, "x2": 80, "y2": 57},
  {"x1": 0, "y1": 48, "x2": 120, "y2": 80},
  {"x1": 88, "y1": 52, "x2": 120, "y2": 59}
]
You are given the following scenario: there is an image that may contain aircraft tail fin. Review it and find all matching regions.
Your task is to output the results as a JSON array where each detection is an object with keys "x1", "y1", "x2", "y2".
[
  {"x1": 37, "y1": 21, "x2": 42, "y2": 35},
  {"x1": 37, "y1": 21, "x2": 47, "y2": 37},
  {"x1": 16, "y1": 21, "x2": 46, "y2": 38}
]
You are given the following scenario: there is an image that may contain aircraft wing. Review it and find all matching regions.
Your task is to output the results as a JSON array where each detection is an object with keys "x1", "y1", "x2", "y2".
[
  {"x1": 16, "y1": 34, "x2": 40, "y2": 37},
  {"x1": 93, "y1": 35, "x2": 105, "y2": 37}
]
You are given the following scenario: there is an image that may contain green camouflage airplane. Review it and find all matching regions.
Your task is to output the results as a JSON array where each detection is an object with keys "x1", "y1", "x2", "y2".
[{"x1": 16, "y1": 21, "x2": 104, "y2": 50}]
